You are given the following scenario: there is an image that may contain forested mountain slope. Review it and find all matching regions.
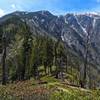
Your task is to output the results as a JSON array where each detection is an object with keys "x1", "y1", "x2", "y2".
[{"x1": 0, "y1": 11, "x2": 100, "y2": 88}]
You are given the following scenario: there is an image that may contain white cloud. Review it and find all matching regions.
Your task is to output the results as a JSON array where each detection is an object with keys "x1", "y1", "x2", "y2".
[
  {"x1": 0, "y1": 9, "x2": 5, "y2": 17},
  {"x1": 11, "y1": 4, "x2": 16, "y2": 9},
  {"x1": 11, "y1": 4, "x2": 23, "y2": 11},
  {"x1": 97, "y1": 0, "x2": 100, "y2": 3}
]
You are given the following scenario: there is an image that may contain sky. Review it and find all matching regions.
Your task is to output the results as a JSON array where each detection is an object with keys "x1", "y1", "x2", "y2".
[{"x1": 0, "y1": 0, "x2": 100, "y2": 17}]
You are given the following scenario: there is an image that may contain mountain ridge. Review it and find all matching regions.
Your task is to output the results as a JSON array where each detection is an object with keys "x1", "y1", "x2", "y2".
[
  {"x1": 0, "y1": 10, "x2": 100, "y2": 64},
  {"x1": 0, "y1": 10, "x2": 100, "y2": 87}
]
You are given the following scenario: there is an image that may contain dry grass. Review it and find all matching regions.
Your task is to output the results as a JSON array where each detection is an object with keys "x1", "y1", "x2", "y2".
[{"x1": 0, "y1": 77, "x2": 100, "y2": 100}]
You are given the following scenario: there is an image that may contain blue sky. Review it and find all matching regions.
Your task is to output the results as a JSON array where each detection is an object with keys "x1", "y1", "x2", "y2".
[{"x1": 0, "y1": 0, "x2": 100, "y2": 17}]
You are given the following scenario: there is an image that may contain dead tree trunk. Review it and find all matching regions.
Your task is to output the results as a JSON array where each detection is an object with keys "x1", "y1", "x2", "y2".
[{"x1": 2, "y1": 34, "x2": 7, "y2": 85}]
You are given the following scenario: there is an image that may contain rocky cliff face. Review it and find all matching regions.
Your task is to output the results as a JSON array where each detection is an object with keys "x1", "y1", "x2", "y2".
[{"x1": 0, "y1": 11, "x2": 100, "y2": 71}]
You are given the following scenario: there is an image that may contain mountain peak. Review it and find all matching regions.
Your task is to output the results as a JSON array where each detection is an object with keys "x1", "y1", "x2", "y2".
[{"x1": 34, "y1": 10, "x2": 53, "y2": 16}]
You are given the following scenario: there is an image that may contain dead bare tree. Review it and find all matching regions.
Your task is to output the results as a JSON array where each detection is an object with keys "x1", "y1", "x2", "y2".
[
  {"x1": 82, "y1": 24, "x2": 93, "y2": 88},
  {"x1": 2, "y1": 32, "x2": 7, "y2": 85}
]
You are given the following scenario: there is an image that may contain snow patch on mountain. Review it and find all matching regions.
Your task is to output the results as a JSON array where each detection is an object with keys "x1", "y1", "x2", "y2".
[
  {"x1": 74, "y1": 15, "x2": 88, "y2": 36},
  {"x1": 93, "y1": 18, "x2": 96, "y2": 29}
]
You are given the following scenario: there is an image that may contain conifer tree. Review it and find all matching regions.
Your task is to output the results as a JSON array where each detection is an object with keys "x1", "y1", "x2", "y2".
[{"x1": 21, "y1": 21, "x2": 32, "y2": 80}]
